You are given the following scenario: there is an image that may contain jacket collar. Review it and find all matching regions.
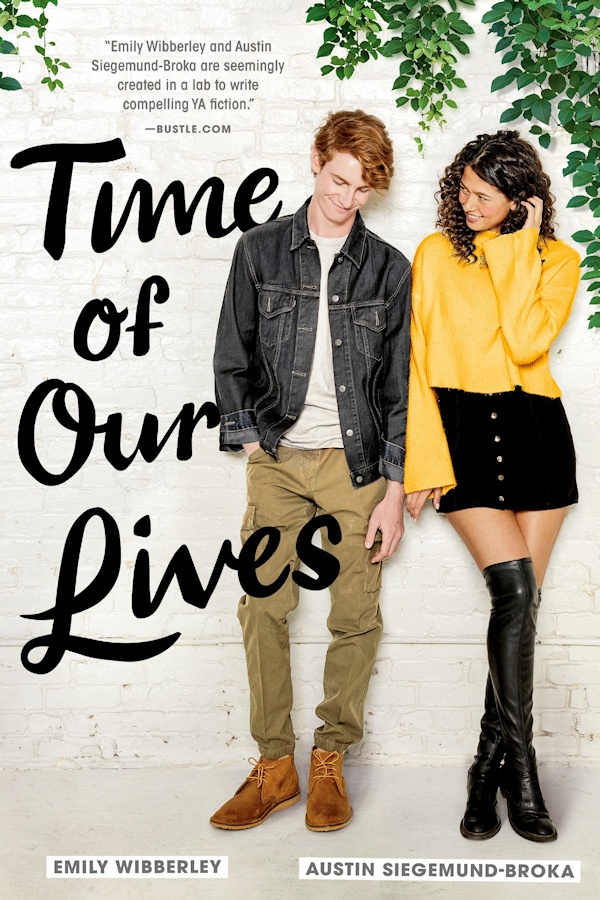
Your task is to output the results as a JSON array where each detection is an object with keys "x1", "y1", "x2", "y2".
[{"x1": 290, "y1": 197, "x2": 366, "y2": 268}]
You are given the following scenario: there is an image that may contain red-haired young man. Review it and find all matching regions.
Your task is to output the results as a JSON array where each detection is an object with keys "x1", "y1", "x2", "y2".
[{"x1": 212, "y1": 110, "x2": 411, "y2": 832}]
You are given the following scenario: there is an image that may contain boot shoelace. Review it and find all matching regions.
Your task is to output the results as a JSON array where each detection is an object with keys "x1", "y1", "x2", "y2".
[
  {"x1": 313, "y1": 750, "x2": 342, "y2": 785},
  {"x1": 247, "y1": 757, "x2": 275, "y2": 789}
]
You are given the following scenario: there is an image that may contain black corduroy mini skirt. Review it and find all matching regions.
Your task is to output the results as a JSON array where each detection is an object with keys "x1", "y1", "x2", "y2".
[{"x1": 436, "y1": 387, "x2": 578, "y2": 513}]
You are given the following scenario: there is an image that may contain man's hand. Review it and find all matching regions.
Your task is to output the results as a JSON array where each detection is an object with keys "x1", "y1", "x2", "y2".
[
  {"x1": 243, "y1": 441, "x2": 260, "y2": 457},
  {"x1": 365, "y1": 480, "x2": 405, "y2": 563},
  {"x1": 406, "y1": 487, "x2": 442, "y2": 522}
]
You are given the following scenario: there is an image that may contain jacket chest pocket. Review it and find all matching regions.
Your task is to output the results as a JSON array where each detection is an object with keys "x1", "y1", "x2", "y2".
[
  {"x1": 352, "y1": 303, "x2": 386, "y2": 360},
  {"x1": 258, "y1": 289, "x2": 296, "y2": 348}
]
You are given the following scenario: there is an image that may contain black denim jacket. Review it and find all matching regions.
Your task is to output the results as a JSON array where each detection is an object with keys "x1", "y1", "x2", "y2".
[{"x1": 213, "y1": 199, "x2": 411, "y2": 488}]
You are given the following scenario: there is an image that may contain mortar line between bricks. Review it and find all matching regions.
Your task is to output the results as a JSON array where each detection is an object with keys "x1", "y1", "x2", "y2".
[{"x1": 2, "y1": 637, "x2": 600, "y2": 647}]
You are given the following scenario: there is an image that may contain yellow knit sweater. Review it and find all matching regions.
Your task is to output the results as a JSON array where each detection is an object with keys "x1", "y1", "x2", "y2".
[{"x1": 404, "y1": 227, "x2": 581, "y2": 495}]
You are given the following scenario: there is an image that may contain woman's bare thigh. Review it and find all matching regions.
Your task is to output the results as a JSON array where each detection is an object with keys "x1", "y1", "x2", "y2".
[{"x1": 446, "y1": 507, "x2": 568, "y2": 585}]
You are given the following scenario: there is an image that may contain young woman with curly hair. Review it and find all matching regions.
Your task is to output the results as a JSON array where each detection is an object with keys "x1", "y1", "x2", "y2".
[{"x1": 404, "y1": 130, "x2": 580, "y2": 843}]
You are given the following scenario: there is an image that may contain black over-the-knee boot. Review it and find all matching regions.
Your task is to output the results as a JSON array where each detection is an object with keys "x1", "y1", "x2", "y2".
[
  {"x1": 460, "y1": 673, "x2": 504, "y2": 839},
  {"x1": 484, "y1": 558, "x2": 557, "y2": 842}
]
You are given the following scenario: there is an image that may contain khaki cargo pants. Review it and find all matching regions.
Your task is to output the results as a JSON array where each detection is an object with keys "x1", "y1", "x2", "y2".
[{"x1": 238, "y1": 446, "x2": 387, "y2": 759}]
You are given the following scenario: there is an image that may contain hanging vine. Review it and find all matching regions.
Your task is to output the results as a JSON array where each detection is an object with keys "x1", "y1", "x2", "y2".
[
  {"x1": 1, "y1": 0, "x2": 69, "y2": 92},
  {"x1": 485, "y1": 0, "x2": 600, "y2": 327},
  {"x1": 306, "y1": 0, "x2": 476, "y2": 152}
]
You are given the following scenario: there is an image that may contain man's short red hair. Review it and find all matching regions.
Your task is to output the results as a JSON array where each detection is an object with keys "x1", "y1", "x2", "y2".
[{"x1": 313, "y1": 109, "x2": 394, "y2": 192}]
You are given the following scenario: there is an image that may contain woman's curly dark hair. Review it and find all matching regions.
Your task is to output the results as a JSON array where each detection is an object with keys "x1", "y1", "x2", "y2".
[{"x1": 436, "y1": 130, "x2": 557, "y2": 263}]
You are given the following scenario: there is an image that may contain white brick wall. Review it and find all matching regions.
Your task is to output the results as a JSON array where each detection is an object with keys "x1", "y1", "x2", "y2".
[{"x1": 1, "y1": 1, "x2": 599, "y2": 769}]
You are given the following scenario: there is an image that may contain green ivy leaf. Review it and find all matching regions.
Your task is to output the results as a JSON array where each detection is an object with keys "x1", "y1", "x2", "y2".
[
  {"x1": 306, "y1": 5, "x2": 329, "y2": 22},
  {"x1": 549, "y1": 73, "x2": 566, "y2": 92},
  {"x1": 379, "y1": 38, "x2": 403, "y2": 57},
  {"x1": 393, "y1": 75, "x2": 410, "y2": 90},
  {"x1": 555, "y1": 49, "x2": 576, "y2": 67},
  {"x1": 531, "y1": 98, "x2": 552, "y2": 124},
  {"x1": 573, "y1": 171, "x2": 594, "y2": 187},
  {"x1": 491, "y1": 68, "x2": 520, "y2": 91},
  {"x1": 321, "y1": 64, "x2": 334, "y2": 75},
  {"x1": 0, "y1": 76, "x2": 22, "y2": 90},
  {"x1": 572, "y1": 230, "x2": 595, "y2": 242},
  {"x1": 567, "y1": 196, "x2": 590, "y2": 207},
  {"x1": 452, "y1": 20, "x2": 474, "y2": 35},
  {"x1": 317, "y1": 43, "x2": 334, "y2": 57},
  {"x1": 514, "y1": 24, "x2": 539, "y2": 42},
  {"x1": 499, "y1": 106, "x2": 522, "y2": 123},
  {"x1": 539, "y1": 132, "x2": 551, "y2": 149},
  {"x1": 448, "y1": 35, "x2": 469, "y2": 54},
  {"x1": 482, "y1": 6, "x2": 510, "y2": 25},
  {"x1": 518, "y1": 72, "x2": 536, "y2": 89}
]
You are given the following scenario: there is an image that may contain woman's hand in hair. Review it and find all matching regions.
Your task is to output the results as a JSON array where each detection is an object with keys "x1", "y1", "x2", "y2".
[
  {"x1": 521, "y1": 195, "x2": 543, "y2": 230},
  {"x1": 406, "y1": 488, "x2": 442, "y2": 522}
]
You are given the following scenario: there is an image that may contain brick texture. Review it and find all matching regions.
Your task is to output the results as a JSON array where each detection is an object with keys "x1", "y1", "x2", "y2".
[{"x1": 1, "y1": 2, "x2": 599, "y2": 768}]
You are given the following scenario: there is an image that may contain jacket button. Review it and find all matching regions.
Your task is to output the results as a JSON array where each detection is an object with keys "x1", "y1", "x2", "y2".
[
  {"x1": 498, "y1": 474, "x2": 505, "y2": 481},
  {"x1": 356, "y1": 475, "x2": 363, "y2": 483},
  {"x1": 337, "y1": 256, "x2": 344, "y2": 263},
  {"x1": 491, "y1": 412, "x2": 498, "y2": 419},
  {"x1": 332, "y1": 294, "x2": 340, "y2": 302},
  {"x1": 338, "y1": 385, "x2": 346, "y2": 392},
  {"x1": 346, "y1": 429, "x2": 353, "y2": 436},
  {"x1": 494, "y1": 435, "x2": 501, "y2": 442},
  {"x1": 334, "y1": 339, "x2": 342, "y2": 346},
  {"x1": 499, "y1": 495, "x2": 504, "y2": 502},
  {"x1": 497, "y1": 455, "x2": 503, "y2": 463}
]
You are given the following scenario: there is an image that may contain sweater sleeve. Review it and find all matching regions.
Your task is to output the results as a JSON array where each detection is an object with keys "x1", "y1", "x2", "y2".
[
  {"x1": 483, "y1": 229, "x2": 580, "y2": 366},
  {"x1": 404, "y1": 241, "x2": 457, "y2": 495}
]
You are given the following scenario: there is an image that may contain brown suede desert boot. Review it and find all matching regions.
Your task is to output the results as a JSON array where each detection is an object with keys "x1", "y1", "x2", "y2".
[
  {"x1": 305, "y1": 747, "x2": 352, "y2": 831},
  {"x1": 210, "y1": 754, "x2": 300, "y2": 830}
]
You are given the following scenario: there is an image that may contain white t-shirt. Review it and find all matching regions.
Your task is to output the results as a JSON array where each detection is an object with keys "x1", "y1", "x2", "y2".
[{"x1": 280, "y1": 231, "x2": 345, "y2": 449}]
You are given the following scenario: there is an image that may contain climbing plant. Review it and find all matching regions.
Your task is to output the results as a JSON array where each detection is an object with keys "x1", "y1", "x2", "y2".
[
  {"x1": 307, "y1": 0, "x2": 600, "y2": 328},
  {"x1": 485, "y1": 0, "x2": 600, "y2": 326},
  {"x1": 0, "y1": 0, "x2": 69, "y2": 92},
  {"x1": 306, "y1": 0, "x2": 476, "y2": 152}
]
